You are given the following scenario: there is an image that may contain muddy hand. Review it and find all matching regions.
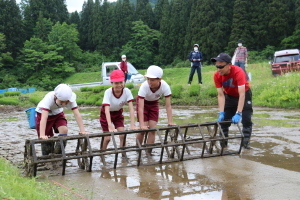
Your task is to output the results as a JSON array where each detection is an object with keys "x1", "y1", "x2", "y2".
[
  {"x1": 168, "y1": 123, "x2": 176, "y2": 126},
  {"x1": 130, "y1": 125, "x2": 138, "y2": 130},
  {"x1": 140, "y1": 125, "x2": 149, "y2": 129},
  {"x1": 39, "y1": 135, "x2": 48, "y2": 139},
  {"x1": 79, "y1": 131, "x2": 88, "y2": 135}
]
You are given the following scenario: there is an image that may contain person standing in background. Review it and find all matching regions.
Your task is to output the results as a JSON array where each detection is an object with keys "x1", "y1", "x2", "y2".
[
  {"x1": 120, "y1": 55, "x2": 128, "y2": 82},
  {"x1": 188, "y1": 44, "x2": 203, "y2": 85},
  {"x1": 233, "y1": 39, "x2": 248, "y2": 74}
]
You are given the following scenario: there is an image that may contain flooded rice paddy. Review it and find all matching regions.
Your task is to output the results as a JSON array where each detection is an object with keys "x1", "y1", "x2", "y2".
[{"x1": 1, "y1": 106, "x2": 300, "y2": 199}]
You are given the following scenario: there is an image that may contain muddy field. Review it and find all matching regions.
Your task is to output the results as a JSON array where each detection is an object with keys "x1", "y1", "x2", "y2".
[{"x1": 1, "y1": 106, "x2": 300, "y2": 200}]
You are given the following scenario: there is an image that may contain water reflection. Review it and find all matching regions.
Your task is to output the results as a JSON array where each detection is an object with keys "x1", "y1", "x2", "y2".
[{"x1": 100, "y1": 163, "x2": 234, "y2": 200}]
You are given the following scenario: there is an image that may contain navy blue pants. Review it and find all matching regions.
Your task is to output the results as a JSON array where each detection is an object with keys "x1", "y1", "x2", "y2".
[{"x1": 188, "y1": 66, "x2": 202, "y2": 84}]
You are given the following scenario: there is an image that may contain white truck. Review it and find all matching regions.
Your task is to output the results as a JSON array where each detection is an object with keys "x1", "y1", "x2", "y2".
[
  {"x1": 69, "y1": 62, "x2": 145, "y2": 90},
  {"x1": 101, "y1": 62, "x2": 145, "y2": 86}
]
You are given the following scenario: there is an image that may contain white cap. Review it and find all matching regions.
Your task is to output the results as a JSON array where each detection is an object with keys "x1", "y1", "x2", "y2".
[
  {"x1": 121, "y1": 54, "x2": 126, "y2": 58},
  {"x1": 145, "y1": 65, "x2": 163, "y2": 78},
  {"x1": 54, "y1": 84, "x2": 76, "y2": 102}
]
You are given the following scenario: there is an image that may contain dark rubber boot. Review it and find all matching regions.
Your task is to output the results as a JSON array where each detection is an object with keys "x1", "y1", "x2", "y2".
[
  {"x1": 41, "y1": 142, "x2": 53, "y2": 156},
  {"x1": 54, "y1": 140, "x2": 67, "y2": 154},
  {"x1": 242, "y1": 126, "x2": 252, "y2": 149}
]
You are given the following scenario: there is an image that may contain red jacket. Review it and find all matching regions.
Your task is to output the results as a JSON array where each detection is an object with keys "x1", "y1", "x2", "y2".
[{"x1": 120, "y1": 61, "x2": 128, "y2": 72}]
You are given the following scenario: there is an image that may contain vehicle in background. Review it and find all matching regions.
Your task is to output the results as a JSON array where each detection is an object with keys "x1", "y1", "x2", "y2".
[
  {"x1": 101, "y1": 62, "x2": 145, "y2": 86},
  {"x1": 270, "y1": 49, "x2": 300, "y2": 76}
]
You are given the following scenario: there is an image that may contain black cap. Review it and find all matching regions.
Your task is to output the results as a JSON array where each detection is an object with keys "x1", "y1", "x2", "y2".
[
  {"x1": 211, "y1": 53, "x2": 231, "y2": 63},
  {"x1": 237, "y1": 39, "x2": 244, "y2": 43}
]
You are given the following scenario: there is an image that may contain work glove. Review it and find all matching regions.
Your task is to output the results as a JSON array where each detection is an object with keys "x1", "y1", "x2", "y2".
[
  {"x1": 232, "y1": 113, "x2": 242, "y2": 124},
  {"x1": 218, "y1": 112, "x2": 225, "y2": 121}
]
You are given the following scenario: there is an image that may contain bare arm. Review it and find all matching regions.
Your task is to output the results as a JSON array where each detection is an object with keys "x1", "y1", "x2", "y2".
[
  {"x1": 237, "y1": 86, "x2": 246, "y2": 113},
  {"x1": 39, "y1": 110, "x2": 49, "y2": 139},
  {"x1": 165, "y1": 96, "x2": 175, "y2": 125},
  {"x1": 128, "y1": 101, "x2": 137, "y2": 130},
  {"x1": 217, "y1": 88, "x2": 225, "y2": 112},
  {"x1": 104, "y1": 105, "x2": 116, "y2": 132},
  {"x1": 72, "y1": 108, "x2": 88, "y2": 134},
  {"x1": 138, "y1": 98, "x2": 147, "y2": 129}
]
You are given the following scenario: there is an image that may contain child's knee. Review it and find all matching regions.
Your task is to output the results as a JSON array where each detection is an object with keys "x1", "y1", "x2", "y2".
[
  {"x1": 58, "y1": 126, "x2": 68, "y2": 135},
  {"x1": 104, "y1": 136, "x2": 111, "y2": 143}
]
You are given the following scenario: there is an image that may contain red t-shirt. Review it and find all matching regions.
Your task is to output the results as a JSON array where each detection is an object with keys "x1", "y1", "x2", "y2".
[{"x1": 214, "y1": 65, "x2": 250, "y2": 97}]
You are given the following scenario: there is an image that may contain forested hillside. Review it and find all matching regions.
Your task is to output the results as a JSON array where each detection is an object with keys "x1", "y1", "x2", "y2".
[
  {"x1": 129, "y1": 0, "x2": 158, "y2": 7},
  {"x1": 0, "y1": 0, "x2": 299, "y2": 90}
]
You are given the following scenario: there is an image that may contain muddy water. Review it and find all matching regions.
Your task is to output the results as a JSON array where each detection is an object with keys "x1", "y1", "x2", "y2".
[{"x1": 1, "y1": 106, "x2": 300, "y2": 200}]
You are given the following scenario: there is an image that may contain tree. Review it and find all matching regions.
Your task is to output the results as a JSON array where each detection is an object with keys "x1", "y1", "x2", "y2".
[
  {"x1": 136, "y1": 0, "x2": 155, "y2": 28},
  {"x1": 0, "y1": 33, "x2": 6, "y2": 69},
  {"x1": 0, "y1": 33, "x2": 13, "y2": 74},
  {"x1": 153, "y1": 0, "x2": 168, "y2": 30},
  {"x1": 23, "y1": 0, "x2": 68, "y2": 40},
  {"x1": 33, "y1": 12, "x2": 53, "y2": 42},
  {"x1": 185, "y1": 0, "x2": 234, "y2": 61},
  {"x1": 79, "y1": 0, "x2": 94, "y2": 50},
  {"x1": 48, "y1": 22, "x2": 82, "y2": 63},
  {"x1": 122, "y1": 20, "x2": 160, "y2": 68},
  {"x1": 296, "y1": 0, "x2": 300, "y2": 30},
  {"x1": 168, "y1": 0, "x2": 193, "y2": 61},
  {"x1": 228, "y1": 0, "x2": 252, "y2": 53},
  {"x1": 117, "y1": 0, "x2": 134, "y2": 48},
  {"x1": 101, "y1": 0, "x2": 118, "y2": 56},
  {"x1": 69, "y1": 11, "x2": 80, "y2": 27},
  {"x1": 21, "y1": 37, "x2": 74, "y2": 89},
  {"x1": 267, "y1": 0, "x2": 291, "y2": 47},
  {"x1": 0, "y1": 0, "x2": 24, "y2": 57},
  {"x1": 91, "y1": 0, "x2": 103, "y2": 51},
  {"x1": 157, "y1": 0, "x2": 171, "y2": 65},
  {"x1": 28, "y1": 0, "x2": 68, "y2": 23},
  {"x1": 281, "y1": 30, "x2": 300, "y2": 49},
  {"x1": 249, "y1": 0, "x2": 270, "y2": 51}
]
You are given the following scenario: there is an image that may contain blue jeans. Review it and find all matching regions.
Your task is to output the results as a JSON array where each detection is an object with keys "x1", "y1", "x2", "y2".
[
  {"x1": 234, "y1": 62, "x2": 249, "y2": 80},
  {"x1": 188, "y1": 66, "x2": 202, "y2": 84},
  {"x1": 234, "y1": 62, "x2": 246, "y2": 72}
]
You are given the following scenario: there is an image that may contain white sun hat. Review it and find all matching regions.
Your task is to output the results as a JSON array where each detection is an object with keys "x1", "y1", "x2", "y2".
[
  {"x1": 54, "y1": 84, "x2": 76, "y2": 102},
  {"x1": 145, "y1": 65, "x2": 163, "y2": 78}
]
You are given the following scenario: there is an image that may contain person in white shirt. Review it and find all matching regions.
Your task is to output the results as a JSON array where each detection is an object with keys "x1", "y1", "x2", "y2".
[
  {"x1": 35, "y1": 84, "x2": 88, "y2": 155},
  {"x1": 100, "y1": 70, "x2": 136, "y2": 155},
  {"x1": 136, "y1": 65, "x2": 175, "y2": 155}
]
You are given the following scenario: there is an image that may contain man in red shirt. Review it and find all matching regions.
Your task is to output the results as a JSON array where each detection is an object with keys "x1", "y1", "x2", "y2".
[{"x1": 211, "y1": 53, "x2": 253, "y2": 149}]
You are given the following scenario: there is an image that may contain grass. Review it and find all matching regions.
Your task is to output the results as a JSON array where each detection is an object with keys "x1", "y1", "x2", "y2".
[
  {"x1": 64, "y1": 72, "x2": 102, "y2": 84},
  {"x1": 2, "y1": 61, "x2": 300, "y2": 109},
  {"x1": 0, "y1": 158, "x2": 68, "y2": 200}
]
